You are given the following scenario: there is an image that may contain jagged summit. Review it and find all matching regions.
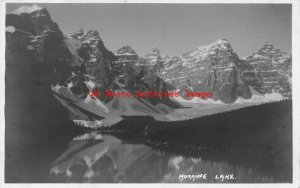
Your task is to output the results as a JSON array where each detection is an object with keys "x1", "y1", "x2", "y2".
[
  {"x1": 6, "y1": 6, "x2": 60, "y2": 36},
  {"x1": 179, "y1": 39, "x2": 236, "y2": 69},
  {"x1": 142, "y1": 46, "x2": 168, "y2": 69},
  {"x1": 246, "y1": 42, "x2": 290, "y2": 60},
  {"x1": 196, "y1": 39, "x2": 233, "y2": 53},
  {"x1": 8, "y1": 5, "x2": 51, "y2": 19},
  {"x1": 263, "y1": 42, "x2": 274, "y2": 49},
  {"x1": 160, "y1": 38, "x2": 268, "y2": 103},
  {"x1": 244, "y1": 42, "x2": 292, "y2": 97},
  {"x1": 69, "y1": 29, "x2": 101, "y2": 47},
  {"x1": 115, "y1": 46, "x2": 139, "y2": 65},
  {"x1": 216, "y1": 38, "x2": 230, "y2": 44},
  {"x1": 116, "y1": 46, "x2": 137, "y2": 55},
  {"x1": 69, "y1": 29, "x2": 100, "y2": 39},
  {"x1": 6, "y1": 5, "x2": 75, "y2": 84},
  {"x1": 68, "y1": 28, "x2": 115, "y2": 60},
  {"x1": 150, "y1": 46, "x2": 160, "y2": 54}
]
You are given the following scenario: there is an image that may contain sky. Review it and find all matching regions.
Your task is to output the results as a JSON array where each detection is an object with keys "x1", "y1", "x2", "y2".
[{"x1": 6, "y1": 3, "x2": 292, "y2": 57}]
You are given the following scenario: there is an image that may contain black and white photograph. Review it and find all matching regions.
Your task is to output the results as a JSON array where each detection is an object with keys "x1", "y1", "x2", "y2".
[{"x1": 1, "y1": 0, "x2": 300, "y2": 185}]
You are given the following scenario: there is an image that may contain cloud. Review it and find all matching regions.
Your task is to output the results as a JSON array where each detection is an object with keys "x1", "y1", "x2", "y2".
[{"x1": 11, "y1": 4, "x2": 43, "y2": 15}]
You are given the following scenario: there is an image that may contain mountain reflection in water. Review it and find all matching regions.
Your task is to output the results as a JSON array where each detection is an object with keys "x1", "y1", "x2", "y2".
[{"x1": 50, "y1": 132, "x2": 289, "y2": 183}]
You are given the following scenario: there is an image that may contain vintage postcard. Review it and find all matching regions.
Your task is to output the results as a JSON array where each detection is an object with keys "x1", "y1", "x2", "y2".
[{"x1": 1, "y1": 0, "x2": 299, "y2": 187}]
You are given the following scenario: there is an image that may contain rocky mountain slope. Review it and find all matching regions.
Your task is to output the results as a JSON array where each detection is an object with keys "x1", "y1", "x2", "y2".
[
  {"x1": 6, "y1": 5, "x2": 292, "y2": 112},
  {"x1": 6, "y1": 7, "x2": 79, "y2": 85},
  {"x1": 152, "y1": 39, "x2": 266, "y2": 103},
  {"x1": 141, "y1": 39, "x2": 292, "y2": 103},
  {"x1": 67, "y1": 29, "x2": 116, "y2": 85},
  {"x1": 244, "y1": 42, "x2": 292, "y2": 98},
  {"x1": 113, "y1": 45, "x2": 182, "y2": 107},
  {"x1": 5, "y1": 6, "x2": 183, "y2": 120},
  {"x1": 5, "y1": 6, "x2": 87, "y2": 181},
  {"x1": 114, "y1": 45, "x2": 139, "y2": 76}
]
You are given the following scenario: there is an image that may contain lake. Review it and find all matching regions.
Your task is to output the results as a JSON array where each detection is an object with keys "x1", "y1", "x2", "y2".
[{"x1": 5, "y1": 101, "x2": 292, "y2": 183}]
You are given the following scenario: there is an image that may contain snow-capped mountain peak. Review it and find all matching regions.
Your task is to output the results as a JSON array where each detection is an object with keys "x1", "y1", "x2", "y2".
[
  {"x1": 179, "y1": 39, "x2": 235, "y2": 68},
  {"x1": 196, "y1": 38, "x2": 233, "y2": 54},
  {"x1": 69, "y1": 29, "x2": 100, "y2": 39},
  {"x1": 245, "y1": 42, "x2": 289, "y2": 60},
  {"x1": 244, "y1": 42, "x2": 292, "y2": 98},
  {"x1": 69, "y1": 29, "x2": 101, "y2": 48}
]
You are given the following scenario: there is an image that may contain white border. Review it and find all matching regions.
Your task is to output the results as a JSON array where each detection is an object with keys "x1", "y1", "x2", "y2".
[{"x1": 0, "y1": 0, "x2": 299, "y2": 188}]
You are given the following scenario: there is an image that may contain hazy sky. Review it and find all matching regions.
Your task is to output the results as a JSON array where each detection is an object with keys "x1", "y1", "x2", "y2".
[{"x1": 6, "y1": 3, "x2": 291, "y2": 57}]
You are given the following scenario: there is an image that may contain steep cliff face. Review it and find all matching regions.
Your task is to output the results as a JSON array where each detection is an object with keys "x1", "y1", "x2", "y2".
[
  {"x1": 142, "y1": 47, "x2": 171, "y2": 73},
  {"x1": 143, "y1": 47, "x2": 160, "y2": 67},
  {"x1": 6, "y1": 5, "x2": 182, "y2": 111},
  {"x1": 69, "y1": 29, "x2": 116, "y2": 60},
  {"x1": 5, "y1": 7, "x2": 83, "y2": 171},
  {"x1": 114, "y1": 46, "x2": 139, "y2": 81},
  {"x1": 68, "y1": 29, "x2": 116, "y2": 84},
  {"x1": 6, "y1": 8, "x2": 77, "y2": 85},
  {"x1": 113, "y1": 46, "x2": 182, "y2": 107},
  {"x1": 160, "y1": 39, "x2": 264, "y2": 103},
  {"x1": 244, "y1": 42, "x2": 292, "y2": 98},
  {"x1": 115, "y1": 46, "x2": 139, "y2": 68}
]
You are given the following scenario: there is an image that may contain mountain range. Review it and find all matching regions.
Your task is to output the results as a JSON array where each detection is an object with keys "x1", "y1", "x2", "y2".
[{"x1": 5, "y1": 5, "x2": 292, "y2": 109}]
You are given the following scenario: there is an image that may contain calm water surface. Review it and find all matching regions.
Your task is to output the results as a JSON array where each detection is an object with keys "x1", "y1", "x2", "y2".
[{"x1": 47, "y1": 130, "x2": 290, "y2": 183}]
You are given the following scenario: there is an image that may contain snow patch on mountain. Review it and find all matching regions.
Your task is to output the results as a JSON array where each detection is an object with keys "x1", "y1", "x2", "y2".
[
  {"x1": 84, "y1": 80, "x2": 96, "y2": 90},
  {"x1": 74, "y1": 118, "x2": 123, "y2": 129},
  {"x1": 84, "y1": 95, "x2": 110, "y2": 113},
  {"x1": 235, "y1": 92, "x2": 284, "y2": 104},
  {"x1": 6, "y1": 26, "x2": 16, "y2": 33},
  {"x1": 69, "y1": 29, "x2": 101, "y2": 48},
  {"x1": 73, "y1": 132, "x2": 103, "y2": 141},
  {"x1": 51, "y1": 84, "x2": 62, "y2": 93},
  {"x1": 197, "y1": 39, "x2": 232, "y2": 52},
  {"x1": 180, "y1": 39, "x2": 233, "y2": 68},
  {"x1": 73, "y1": 119, "x2": 120, "y2": 129},
  {"x1": 171, "y1": 85, "x2": 283, "y2": 106},
  {"x1": 171, "y1": 96, "x2": 223, "y2": 104}
]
